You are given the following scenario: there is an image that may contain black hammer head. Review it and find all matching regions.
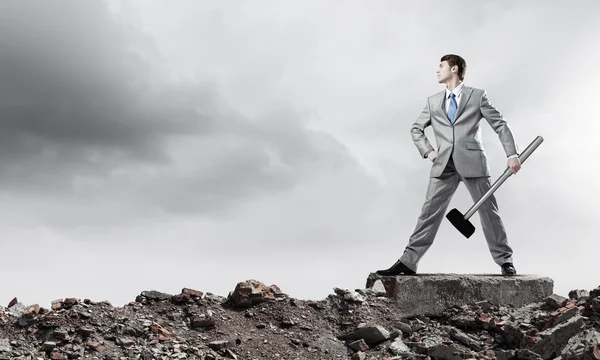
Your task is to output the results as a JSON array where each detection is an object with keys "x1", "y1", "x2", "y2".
[{"x1": 446, "y1": 208, "x2": 475, "y2": 238}]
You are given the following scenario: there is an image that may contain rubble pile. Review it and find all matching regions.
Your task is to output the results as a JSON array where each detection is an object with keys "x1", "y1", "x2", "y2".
[{"x1": 0, "y1": 278, "x2": 599, "y2": 360}]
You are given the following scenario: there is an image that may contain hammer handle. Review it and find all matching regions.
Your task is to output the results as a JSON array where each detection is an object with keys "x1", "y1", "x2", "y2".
[{"x1": 463, "y1": 135, "x2": 544, "y2": 220}]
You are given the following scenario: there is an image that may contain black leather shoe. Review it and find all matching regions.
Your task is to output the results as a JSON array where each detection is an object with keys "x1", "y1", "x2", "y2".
[
  {"x1": 501, "y1": 262, "x2": 517, "y2": 276},
  {"x1": 376, "y1": 259, "x2": 416, "y2": 276}
]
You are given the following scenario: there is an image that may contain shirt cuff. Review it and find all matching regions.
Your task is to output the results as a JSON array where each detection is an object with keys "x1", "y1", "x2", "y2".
[{"x1": 507, "y1": 154, "x2": 518, "y2": 158}]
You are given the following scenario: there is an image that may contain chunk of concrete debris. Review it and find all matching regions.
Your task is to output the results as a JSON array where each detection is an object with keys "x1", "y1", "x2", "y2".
[
  {"x1": 388, "y1": 337, "x2": 415, "y2": 358},
  {"x1": 7, "y1": 298, "x2": 17, "y2": 308},
  {"x1": 496, "y1": 349, "x2": 517, "y2": 360},
  {"x1": 366, "y1": 273, "x2": 554, "y2": 317},
  {"x1": 338, "y1": 324, "x2": 390, "y2": 346},
  {"x1": 590, "y1": 286, "x2": 600, "y2": 298},
  {"x1": 42, "y1": 341, "x2": 57, "y2": 351},
  {"x1": 568, "y1": 289, "x2": 589, "y2": 300},
  {"x1": 424, "y1": 340, "x2": 468, "y2": 360},
  {"x1": 528, "y1": 315, "x2": 584, "y2": 359},
  {"x1": 18, "y1": 304, "x2": 40, "y2": 326},
  {"x1": 549, "y1": 306, "x2": 579, "y2": 328},
  {"x1": 395, "y1": 321, "x2": 413, "y2": 335},
  {"x1": 560, "y1": 329, "x2": 600, "y2": 360},
  {"x1": 370, "y1": 279, "x2": 387, "y2": 296},
  {"x1": 62, "y1": 298, "x2": 79, "y2": 308},
  {"x1": 0, "y1": 339, "x2": 11, "y2": 353},
  {"x1": 334, "y1": 288, "x2": 365, "y2": 303},
  {"x1": 546, "y1": 294, "x2": 568, "y2": 309},
  {"x1": 224, "y1": 279, "x2": 288, "y2": 309},
  {"x1": 137, "y1": 290, "x2": 172, "y2": 302},
  {"x1": 449, "y1": 327, "x2": 483, "y2": 351},
  {"x1": 6, "y1": 302, "x2": 26, "y2": 318},
  {"x1": 51, "y1": 299, "x2": 63, "y2": 310},
  {"x1": 182, "y1": 288, "x2": 203, "y2": 297}
]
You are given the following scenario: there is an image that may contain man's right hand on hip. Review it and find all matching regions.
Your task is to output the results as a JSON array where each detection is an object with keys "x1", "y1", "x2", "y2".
[{"x1": 427, "y1": 151, "x2": 438, "y2": 162}]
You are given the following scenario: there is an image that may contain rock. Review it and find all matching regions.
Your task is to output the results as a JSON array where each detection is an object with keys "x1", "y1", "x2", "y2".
[
  {"x1": 17, "y1": 304, "x2": 40, "y2": 326},
  {"x1": 366, "y1": 273, "x2": 554, "y2": 317},
  {"x1": 50, "y1": 352, "x2": 65, "y2": 360},
  {"x1": 569, "y1": 290, "x2": 590, "y2": 300},
  {"x1": 449, "y1": 326, "x2": 483, "y2": 351},
  {"x1": 182, "y1": 288, "x2": 203, "y2": 297},
  {"x1": 42, "y1": 341, "x2": 57, "y2": 351},
  {"x1": 561, "y1": 329, "x2": 600, "y2": 360},
  {"x1": 51, "y1": 299, "x2": 63, "y2": 310},
  {"x1": 223, "y1": 349, "x2": 238, "y2": 359},
  {"x1": 190, "y1": 316, "x2": 215, "y2": 329},
  {"x1": 497, "y1": 349, "x2": 517, "y2": 360},
  {"x1": 351, "y1": 352, "x2": 366, "y2": 360},
  {"x1": 225, "y1": 279, "x2": 287, "y2": 308},
  {"x1": 590, "y1": 287, "x2": 600, "y2": 299},
  {"x1": 0, "y1": 339, "x2": 11, "y2": 352},
  {"x1": 549, "y1": 306, "x2": 579, "y2": 327},
  {"x1": 6, "y1": 303, "x2": 26, "y2": 317},
  {"x1": 515, "y1": 349, "x2": 544, "y2": 360},
  {"x1": 547, "y1": 294, "x2": 569, "y2": 309},
  {"x1": 338, "y1": 324, "x2": 390, "y2": 346},
  {"x1": 528, "y1": 315, "x2": 585, "y2": 359},
  {"x1": 77, "y1": 326, "x2": 94, "y2": 337},
  {"x1": 149, "y1": 323, "x2": 173, "y2": 338},
  {"x1": 370, "y1": 280, "x2": 387, "y2": 296},
  {"x1": 334, "y1": 288, "x2": 365, "y2": 303},
  {"x1": 138, "y1": 290, "x2": 172, "y2": 301},
  {"x1": 52, "y1": 329, "x2": 69, "y2": 341},
  {"x1": 86, "y1": 341, "x2": 106, "y2": 352},
  {"x1": 116, "y1": 337, "x2": 135, "y2": 347},
  {"x1": 426, "y1": 343, "x2": 466, "y2": 360},
  {"x1": 208, "y1": 340, "x2": 229, "y2": 351},
  {"x1": 396, "y1": 321, "x2": 413, "y2": 335},
  {"x1": 63, "y1": 298, "x2": 78, "y2": 308},
  {"x1": 7, "y1": 298, "x2": 17, "y2": 308},
  {"x1": 348, "y1": 339, "x2": 369, "y2": 352},
  {"x1": 388, "y1": 337, "x2": 415, "y2": 358},
  {"x1": 587, "y1": 298, "x2": 600, "y2": 314}
]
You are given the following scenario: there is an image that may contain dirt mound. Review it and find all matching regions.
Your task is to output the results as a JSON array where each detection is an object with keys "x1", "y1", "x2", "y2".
[{"x1": 1, "y1": 279, "x2": 599, "y2": 360}]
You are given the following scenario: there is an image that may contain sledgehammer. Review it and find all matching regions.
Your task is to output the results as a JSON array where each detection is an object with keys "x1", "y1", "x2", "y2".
[{"x1": 446, "y1": 135, "x2": 544, "y2": 238}]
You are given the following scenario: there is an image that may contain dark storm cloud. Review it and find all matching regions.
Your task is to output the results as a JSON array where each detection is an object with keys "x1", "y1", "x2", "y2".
[
  {"x1": 0, "y1": 0, "x2": 364, "y2": 218},
  {"x1": 0, "y1": 1, "x2": 209, "y2": 177}
]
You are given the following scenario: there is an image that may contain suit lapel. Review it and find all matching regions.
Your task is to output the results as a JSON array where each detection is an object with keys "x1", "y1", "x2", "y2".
[
  {"x1": 453, "y1": 86, "x2": 474, "y2": 124},
  {"x1": 438, "y1": 91, "x2": 451, "y2": 124}
]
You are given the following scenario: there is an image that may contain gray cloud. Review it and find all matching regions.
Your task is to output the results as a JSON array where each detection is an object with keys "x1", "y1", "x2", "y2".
[{"x1": 0, "y1": 0, "x2": 373, "y2": 225}]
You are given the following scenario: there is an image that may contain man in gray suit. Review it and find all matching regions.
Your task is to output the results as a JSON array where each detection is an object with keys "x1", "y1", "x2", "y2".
[{"x1": 376, "y1": 54, "x2": 521, "y2": 277}]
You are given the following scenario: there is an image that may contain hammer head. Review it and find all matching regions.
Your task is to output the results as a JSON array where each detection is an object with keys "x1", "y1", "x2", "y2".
[{"x1": 446, "y1": 208, "x2": 475, "y2": 238}]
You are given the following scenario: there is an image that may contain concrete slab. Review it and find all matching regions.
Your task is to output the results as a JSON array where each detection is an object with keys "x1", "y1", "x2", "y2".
[{"x1": 366, "y1": 273, "x2": 554, "y2": 318}]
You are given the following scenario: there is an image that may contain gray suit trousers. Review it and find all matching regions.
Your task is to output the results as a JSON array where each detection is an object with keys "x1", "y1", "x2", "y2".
[{"x1": 399, "y1": 155, "x2": 513, "y2": 271}]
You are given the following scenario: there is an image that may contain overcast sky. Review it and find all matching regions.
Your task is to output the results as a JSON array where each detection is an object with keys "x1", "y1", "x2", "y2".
[{"x1": 1, "y1": 0, "x2": 599, "y2": 308}]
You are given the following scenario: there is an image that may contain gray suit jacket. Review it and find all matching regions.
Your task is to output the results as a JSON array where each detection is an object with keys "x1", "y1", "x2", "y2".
[{"x1": 411, "y1": 86, "x2": 519, "y2": 178}]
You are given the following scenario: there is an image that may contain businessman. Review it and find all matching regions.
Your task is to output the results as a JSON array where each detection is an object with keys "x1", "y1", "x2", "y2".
[{"x1": 376, "y1": 54, "x2": 521, "y2": 277}]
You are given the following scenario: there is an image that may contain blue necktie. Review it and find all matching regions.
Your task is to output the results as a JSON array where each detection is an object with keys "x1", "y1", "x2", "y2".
[{"x1": 448, "y1": 92, "x2": 457, "y2": 123}]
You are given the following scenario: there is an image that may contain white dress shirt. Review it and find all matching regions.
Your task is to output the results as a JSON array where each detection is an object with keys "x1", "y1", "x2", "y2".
[{"x1": 445, "y1": 82, "x2": 464, "y2": 113}]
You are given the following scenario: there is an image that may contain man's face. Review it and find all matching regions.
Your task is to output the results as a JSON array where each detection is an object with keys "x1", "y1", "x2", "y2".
[{"x1": 437, "y1": 61, "x2": 454, "y2": 83}]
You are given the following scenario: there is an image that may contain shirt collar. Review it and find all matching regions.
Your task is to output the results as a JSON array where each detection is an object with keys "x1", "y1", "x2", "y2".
[{"x1": 446, "y1": 82, "x2": 464, "y2": 98}]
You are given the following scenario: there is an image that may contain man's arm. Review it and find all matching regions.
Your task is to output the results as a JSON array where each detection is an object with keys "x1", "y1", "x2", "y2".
[
  {"x1": 480, "y1": 90, "x2": 519, "y2": 157},
  {"x1": 411, "y1": 99, "x2": 435, "y2": 158}
]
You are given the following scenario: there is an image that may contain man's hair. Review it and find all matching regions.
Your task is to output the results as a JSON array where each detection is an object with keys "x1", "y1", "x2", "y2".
[{"x1": 440, "y1": 54, "x2": 466, "y2": 81}]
